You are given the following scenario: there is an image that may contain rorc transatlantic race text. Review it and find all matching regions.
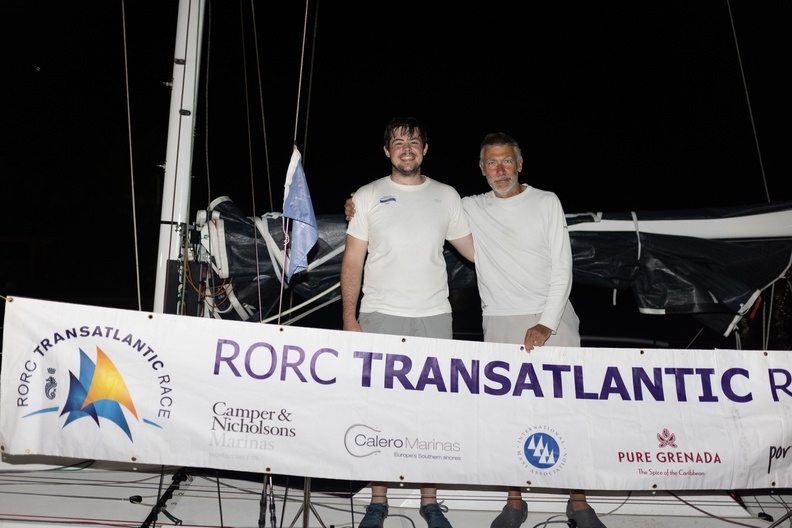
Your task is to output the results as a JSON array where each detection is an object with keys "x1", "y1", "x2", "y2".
[{"x1": 212, "y1": 339, "x2": 792, "y2": 404}]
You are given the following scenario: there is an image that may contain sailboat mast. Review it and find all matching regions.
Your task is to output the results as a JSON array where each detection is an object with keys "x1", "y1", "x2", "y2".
[{"x1": 153, "y1": 0, "x2": 206, "y2": 313}]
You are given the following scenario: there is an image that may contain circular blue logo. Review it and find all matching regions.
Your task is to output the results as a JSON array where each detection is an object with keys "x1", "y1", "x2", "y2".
[{"x1": 523, "y1": 432, "x2": 561, "y2": 469}]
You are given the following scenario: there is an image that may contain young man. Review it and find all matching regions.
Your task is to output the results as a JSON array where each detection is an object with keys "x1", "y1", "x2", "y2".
[{"x1": 341, "y1": 115, "x2": 474, "y2": 528}]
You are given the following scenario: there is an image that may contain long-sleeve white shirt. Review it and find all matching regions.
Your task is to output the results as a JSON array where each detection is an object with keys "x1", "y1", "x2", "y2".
[{"x1": 462, "y1": 184, "x2": 573, "y2": 331}]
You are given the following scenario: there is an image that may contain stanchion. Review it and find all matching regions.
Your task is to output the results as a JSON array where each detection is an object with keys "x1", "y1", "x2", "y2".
[{"x1": 288, "y1": 477, "x2": 329, "y2": 528}]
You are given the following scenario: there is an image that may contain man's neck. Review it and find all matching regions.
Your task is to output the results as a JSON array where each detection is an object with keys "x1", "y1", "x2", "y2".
[
  {"x1": 390, "y1": 173, "x2": 426, "y2": 186},
  {"x1": 494, "y1": 182, "x2": 526, "y2": 199}
]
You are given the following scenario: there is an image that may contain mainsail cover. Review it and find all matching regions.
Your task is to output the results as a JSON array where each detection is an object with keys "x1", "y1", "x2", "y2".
[
  {"x1": 193, "y1": 198, "x2": 792, "y2": 337},
  {"x1": 566, "y1": 201, "x2": 792, "y2": 336}
]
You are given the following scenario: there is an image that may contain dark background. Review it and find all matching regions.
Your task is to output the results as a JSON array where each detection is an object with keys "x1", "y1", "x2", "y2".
[{"x1": 3, "y1": 1, "x2": 790, "y2": 349}]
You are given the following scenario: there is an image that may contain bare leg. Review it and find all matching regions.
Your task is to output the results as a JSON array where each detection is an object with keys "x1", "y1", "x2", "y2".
[
  {"x1": 370, "y1": 482, "x2": 388, "y2": 504},
  {"x1": 568, "y1": 489, "x2": 589, "y2": 510},
  {"x1": 418, "y1": 484, "x2": 453, "y2": 527},
  {"x1": 566, "y1": 490, "x2": 606, "y2": 528},
  {"x1": 359, "y1": 483, "x2": 390, "y2": 528},
  {"x1": 420, "y1": 484, "x2": 437, "y2": 506},
  {"x1": 505, "y1": 487, "x2": 523, "y2": 510},
  {"x1": 490, "y1": 486, "x2": 528, "y2": 528}
]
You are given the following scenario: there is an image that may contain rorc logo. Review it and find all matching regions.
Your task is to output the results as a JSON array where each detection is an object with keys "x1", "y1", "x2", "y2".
[{"x1": 18, "y1": 344, "x2": 173, "y2": 442}]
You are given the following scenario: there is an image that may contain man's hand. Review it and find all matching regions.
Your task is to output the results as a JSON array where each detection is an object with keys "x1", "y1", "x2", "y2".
[
  {"x1": 523, "y1": 324, "x2": 552, "y2": 352},
  {"x1": 344, "y1": 193, "x2": 356, "y2": 221}
]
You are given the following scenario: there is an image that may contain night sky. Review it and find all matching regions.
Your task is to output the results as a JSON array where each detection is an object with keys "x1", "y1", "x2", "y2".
[{"x1": 3, "y1": 1, "x2": 790, "y2": 348}]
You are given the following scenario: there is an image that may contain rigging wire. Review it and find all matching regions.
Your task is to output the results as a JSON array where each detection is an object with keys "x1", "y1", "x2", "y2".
[
  {"x1": 203, "y1": 0, "x2": 213, "y2": 206},
  {"x1": 213, "y1": 469, "x2": 225, "y2": 527},
  {"x1": 1, "y1": 457, "x2": 787, "y2": 524},
  {"x1": 301, "y1": 0, "x2": 320, "y2": 160},
  {"x1": 120, "y1": 0, "x2": 143, "y2": 312},
  {"x1": 247, "y1": 1, "x2": 274, "y2": 214},
  {"x1": 763, "y1": 287, "x2": 771, "y2": 350},
  {"x1": 291, "y1": 1, "x2": 312, "y2": 148},
  {"x1": 2, "y1": 466, "x2": 786, "y2": 528},
  {"x1": 192, "y1": 0, "x2": 325, "y2": 327},
  {"x1": 197, "y1": 0, "x2": 222, "y2": 320},
  {"x1": 223, "y1": 0, "x2": 320, "y2": 326},
  {"x1": 725, "y1": 0, "x2": 786, "y2": 351},
  {"x1": 725, "y1": 0, "x2": 770, "y2": 203},
  {"x1": 238, "y1": 1, "x2": 257, "y2": 219},
  {"x1": 236, "y1": 0, "x2": 269, "y2": 322},
  {"x1": 274, "y1": 0, "x2": 318, "y2": 326},
  {"x1": 265, "y1": 294, "x2": 340, "y2": 326},
  {"x1": 260, "y1": 282, "x2": 340, "y2": 324},
  {"x1": 245, "y1": 0, "x2": 276, "y2": 325}
]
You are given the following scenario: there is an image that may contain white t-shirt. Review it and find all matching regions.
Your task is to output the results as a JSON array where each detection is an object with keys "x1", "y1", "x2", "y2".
[
  {"x1": 347, "y1": 176, "x2": 471, "y2": 317},
  {"x1": 462, "y1": 184, "x2": 573, "y2": 331}
]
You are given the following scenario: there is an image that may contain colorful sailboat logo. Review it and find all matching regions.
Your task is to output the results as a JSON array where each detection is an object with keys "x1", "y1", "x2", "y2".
[{"x1": 60, "y1": 347, "x2": 139, "y2": 441}]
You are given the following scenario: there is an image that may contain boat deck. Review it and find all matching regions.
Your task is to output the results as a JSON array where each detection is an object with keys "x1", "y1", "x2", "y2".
[{"x1": 1, "y1": 455, "x2": 789, "y2": 528}]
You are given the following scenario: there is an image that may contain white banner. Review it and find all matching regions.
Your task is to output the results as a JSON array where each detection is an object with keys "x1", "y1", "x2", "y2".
[{"x1": 1, "y1": 297, "x2": 790, "y2": 491}]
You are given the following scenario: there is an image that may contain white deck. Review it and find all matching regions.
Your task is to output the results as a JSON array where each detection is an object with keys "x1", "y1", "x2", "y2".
[{"x1": 1, "y1": 455, "x2": 788, "y2": 528}]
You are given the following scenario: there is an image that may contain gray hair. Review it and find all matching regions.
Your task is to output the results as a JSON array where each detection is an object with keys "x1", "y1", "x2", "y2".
[{"x1": 479, "y1": 132, "x2": 522, "y2": 164}]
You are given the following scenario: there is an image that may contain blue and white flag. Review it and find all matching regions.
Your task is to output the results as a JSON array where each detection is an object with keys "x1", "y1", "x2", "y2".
[{"x1": 283, "y1": 146, "x2": 318, "y2": 283}]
